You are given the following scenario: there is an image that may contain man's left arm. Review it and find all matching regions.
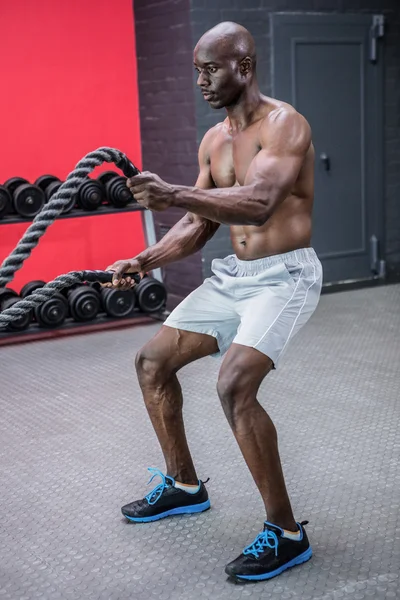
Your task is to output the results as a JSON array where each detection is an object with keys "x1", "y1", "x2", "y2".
[{"x1": 130, "y1": 109, "x2": 311, "y2": 226}]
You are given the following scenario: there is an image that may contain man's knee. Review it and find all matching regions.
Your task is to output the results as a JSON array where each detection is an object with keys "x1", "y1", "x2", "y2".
[
  {"x1": 217, "y1": 367, "x2": 254, "y2": 425},
  {"x1": 217, "y1": 354, "x2": 273, "y2": 426},
  {"x1": 135, "y1": 340, "x2": 171, "y2": 385}
]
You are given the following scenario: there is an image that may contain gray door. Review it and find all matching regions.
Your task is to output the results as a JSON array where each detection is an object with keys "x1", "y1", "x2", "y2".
[{"x1": 272, "y1": 13, "x2": 384, "y2": 284}]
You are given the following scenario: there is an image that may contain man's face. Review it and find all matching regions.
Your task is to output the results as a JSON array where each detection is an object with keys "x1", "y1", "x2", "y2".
[{"x1": 193, "y1": 43, "x2": 244, "y2": 109}]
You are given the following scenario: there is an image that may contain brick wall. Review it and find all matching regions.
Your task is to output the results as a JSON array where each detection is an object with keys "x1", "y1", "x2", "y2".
[
  {"x1": 191, "y1": 0, "x2": 400, "y2": 275},
  {"x1": 133, "y1": 0, "x2": 202, "y2": 309}
]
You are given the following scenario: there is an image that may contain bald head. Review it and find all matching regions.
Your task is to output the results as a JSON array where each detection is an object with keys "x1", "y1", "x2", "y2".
[
  {"x1": 193, "y1": 22, "x2": 258, "y2": 110},
  {"x1": 195, "y1": 22, "x2": 256, "y2": 68}
]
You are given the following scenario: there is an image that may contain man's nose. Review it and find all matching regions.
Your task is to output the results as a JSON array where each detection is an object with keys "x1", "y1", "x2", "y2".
[{"x1": 197, "y1": 70, "x2": 209, "y2": 87}]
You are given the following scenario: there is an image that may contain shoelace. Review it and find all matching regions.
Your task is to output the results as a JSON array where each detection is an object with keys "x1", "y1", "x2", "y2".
[
  {"x1": 243, "y1": 527, "x2": 279, "y2": 559},
  {"x1": 145, "y1": 468, "x2": 175, "y2": 505}
]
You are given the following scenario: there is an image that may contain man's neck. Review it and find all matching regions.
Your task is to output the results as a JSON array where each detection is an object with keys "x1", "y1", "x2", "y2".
[{"x1": 225, "y1": 84, "x2": 264, "y2": 133}]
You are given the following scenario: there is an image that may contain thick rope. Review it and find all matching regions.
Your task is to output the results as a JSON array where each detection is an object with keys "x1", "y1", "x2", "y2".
[{"x1": 0, "y1": 148, "x2": 140, "y2": 330}]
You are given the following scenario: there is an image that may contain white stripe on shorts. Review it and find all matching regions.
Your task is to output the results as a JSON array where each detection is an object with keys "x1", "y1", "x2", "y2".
[
  {"x1": 254, "y1": 258, "x2": 305, "y2": 347},
  {"x1": 277, "y1": 256, "x2": 318, "y2": 360}
]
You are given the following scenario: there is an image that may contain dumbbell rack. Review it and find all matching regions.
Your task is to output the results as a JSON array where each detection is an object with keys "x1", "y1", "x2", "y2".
[
  {"x1": 1, "y1": 203, "x2": 144, "y2": 225},
  {"x1": 0, "y1": 312, "x2": 157, "y2": 346},
  {"x1": 0, "y1": 173, "x2": 166, "y2": 346},
  {"x1": 0, "y1": 308, "x2": 165, "y2": 348}
]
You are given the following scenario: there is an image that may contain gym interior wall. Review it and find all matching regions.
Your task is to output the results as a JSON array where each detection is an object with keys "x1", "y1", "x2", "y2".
[
  {"x1": 0, "y1": 0, "x2": 144, "y2": 294},
  {"x1": 134, "y1": 0, "x2": 400, "y2": 304}
]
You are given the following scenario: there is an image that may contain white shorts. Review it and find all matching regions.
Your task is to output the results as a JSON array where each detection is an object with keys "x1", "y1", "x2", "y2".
[{"x1": 164, "y1": 248, "x2": 323, "y2": 368}]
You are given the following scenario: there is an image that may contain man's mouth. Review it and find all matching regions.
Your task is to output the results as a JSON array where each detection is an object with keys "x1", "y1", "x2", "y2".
[{"x1": 202, "y1": 91, "x2": 214, "y2": 101}]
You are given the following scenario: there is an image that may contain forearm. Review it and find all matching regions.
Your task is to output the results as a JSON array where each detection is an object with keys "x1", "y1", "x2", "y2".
[
  {"x1": 172, "y1": 184, "x2": 271, "y2": 227},
  {"x1": 134, "y1": 215, "x2": 217, "y2": 272}
]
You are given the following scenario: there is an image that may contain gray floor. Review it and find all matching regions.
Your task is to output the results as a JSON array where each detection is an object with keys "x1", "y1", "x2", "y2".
[{"x1": 1, "y1": 284, "x2": 400, "y2": 600}]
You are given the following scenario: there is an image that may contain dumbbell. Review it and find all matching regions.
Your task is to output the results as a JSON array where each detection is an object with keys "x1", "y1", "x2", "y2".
[
  {"x1": 1, "y1": 177, "x2": 23, "y2": 217},
  {"x1": 20, "y1": 280, "x2": 47, "y2": 298},
  {"x1": 20, "y1": 280, "x2": 69, "y2": 328},
  {"x1": 35, "y1": 175, "x2": 60, "y2": 197},
  {"x1": 75, "y1": 178, "x2": 105, "y2": 211},
  {"x1": 3, "y1": 178, "x2": 29, "y2": 216},
  {"x1": 3, "y1": 177, "x2": 45, "y2": 218},
  {"x1": 35, "y1": 175, "x2": 74, "y2": 214},
  {"x1": 100, "y1": 287, "x2": 136, "y2": 318},
  {"x1": 96, "y1": 275, "x2": 166, "y2": 314},
  {"x1": 67, "y1": 285, "x2": 101, "y2": 322},
  {"x1": 0, "y1": 288, "x2": 31, "y2": 331},
  {"x1": 135, "y1": 276, "x2": 167, "y2": 313},
  {"x1": 0, "y1": 185, "x2": 12, "y2": 219},
  {"x1": 97, "y1": 171, "x2": 133, "y2": 208},
  {"x1": 3, "y1": 177, "x2": 29, "y2": 196}
]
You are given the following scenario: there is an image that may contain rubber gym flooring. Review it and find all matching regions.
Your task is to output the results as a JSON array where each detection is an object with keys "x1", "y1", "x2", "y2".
[{"x1": 1, "y1": 283, "x2": 399, "y2": 600}]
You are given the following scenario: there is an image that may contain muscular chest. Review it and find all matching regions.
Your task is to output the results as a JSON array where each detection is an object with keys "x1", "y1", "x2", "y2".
[{"x1": 209, "y1": 129, "x2": 261, "y2": 188}]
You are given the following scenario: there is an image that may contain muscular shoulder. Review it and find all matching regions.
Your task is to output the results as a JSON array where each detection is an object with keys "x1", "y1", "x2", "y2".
[
  {"x1": 260, "y1": 104, "x2": 312, "y2": 155},
  {"x1": 198, "y1": 122, "x2": 225, "y2": 164}
]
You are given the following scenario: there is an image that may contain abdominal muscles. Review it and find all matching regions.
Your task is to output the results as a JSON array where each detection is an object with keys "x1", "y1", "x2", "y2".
[{"x1": 230, "y1": 196, "x2": 312, "y2": 260}]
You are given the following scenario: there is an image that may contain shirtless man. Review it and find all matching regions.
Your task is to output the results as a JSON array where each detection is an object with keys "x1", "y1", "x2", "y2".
[{"x1": 107, "y1": 21, "x2": 323, "y2": 582}]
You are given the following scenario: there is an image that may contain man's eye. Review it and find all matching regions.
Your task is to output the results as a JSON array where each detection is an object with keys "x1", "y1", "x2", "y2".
[{"x1": 208, "y1": 67, "x2": 217, "y2": 74}]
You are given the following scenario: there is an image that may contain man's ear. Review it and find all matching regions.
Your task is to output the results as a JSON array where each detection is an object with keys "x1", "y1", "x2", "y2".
[{"x1": 240, "y1": 57, "x2": 253, "y2": 76}]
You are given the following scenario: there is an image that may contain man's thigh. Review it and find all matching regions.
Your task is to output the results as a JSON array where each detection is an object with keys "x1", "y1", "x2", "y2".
[
  {"x1": 233, "y1": 262, "x2": 322, "y2": 368},
  {"x1": 163, "y1": 278, "x2": 240, "y2": 357}
]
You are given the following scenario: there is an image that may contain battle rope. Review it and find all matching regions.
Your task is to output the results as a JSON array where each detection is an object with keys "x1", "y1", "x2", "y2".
[{"x1": 0, "y1": 147, "x2": 140, "y2": 330}]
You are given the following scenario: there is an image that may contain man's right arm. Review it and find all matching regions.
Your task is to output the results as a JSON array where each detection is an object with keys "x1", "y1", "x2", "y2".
[
  {"x1": 108, "y1": 130, "x2": 220, "y2": 280},
  {"x1": 134, "y1": 207, "x2": 220, "y2": 273}
]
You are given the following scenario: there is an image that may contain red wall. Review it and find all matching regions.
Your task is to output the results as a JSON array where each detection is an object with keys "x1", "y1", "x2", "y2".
[{"x1": 0, "y1": 0, "x2": 144, "y2": 292}]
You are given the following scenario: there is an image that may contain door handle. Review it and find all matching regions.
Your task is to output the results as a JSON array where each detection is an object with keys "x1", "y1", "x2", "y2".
[{"x1": 320, "y1": 152, "x2": 330, "y2": 172}]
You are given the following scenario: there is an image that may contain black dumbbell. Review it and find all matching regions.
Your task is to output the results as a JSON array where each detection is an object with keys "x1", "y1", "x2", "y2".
[
  {"x1": 136, "y1": 276, "x2": 167, "y2": 313},
  {"x1": 35, "y1": 293, "x2": 69, "y2": 328},
  {"x1": 20, "y1": 279, "x2": 68, "y2": 328},
  {"x1": 0, "y1": 288, "x2": 31, "y2": 331},
  {"x1": 68, "y1": 285, "x2": 101, "y2": 322},
  {"x1": 97, "y1": 171, "x2": 119, "y2": 186},
  {"x1": 35, "y1": 175, "x2": 70, "y2": 210},
  {"x1": 100, "y1": 287, "x2": 136, "y2": 318},
  {"x1": 95, "y1": 276, "x2": 166, "y2": 314},
  {"x1": 34, "y1": 175, "x2": 65, "y2": 204},
  {"x1": 3, "y1": 177, "x2": 45, "y2": 219},
  {"x1": 43, "y1": 179, "x2": 75, "y2": 214},
  {"x1": 97, "y1": 171, "x2": 133, "y2": 208},
  {"x1": 20, "y1": 280, "x2": 46, "y2": 298},
  {"x1": 3, "y1": 178, "x2": 29, "y2": 215},
  {"x1": 3, "y1": 177, "x2": 29, "y2": 196},
  {"x1": 35, "y1": 175, "x2": 60, "y2": 193},
  {"x1": 0, "y1": 185, "x2": 12, "y2": 219},
  {"x1": 75, "y1": 179, "x2": 105, "y2": 211},
  {"x1": 105, "y1": 176, "x2": 133, "y2": 208},
  {"x1": 45, "y1": 180, "x2": 62, "y2": 201}
]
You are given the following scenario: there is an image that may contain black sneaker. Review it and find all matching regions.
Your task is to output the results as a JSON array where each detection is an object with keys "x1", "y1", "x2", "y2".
[
  {"x1": 225, "y1": 521, "x2": 312, "y2": 581},
  {"x1": 121, "y1": 468, "x2": 211, "y2": 523}
]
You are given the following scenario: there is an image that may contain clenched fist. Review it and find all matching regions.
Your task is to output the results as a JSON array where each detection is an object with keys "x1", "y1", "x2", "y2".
[
  {"x1": 104, "y1": 258, "x2": 143, "y2": 289},
  {"x1": 126, "y1": 172, "x2": 175, "y2": 212}
]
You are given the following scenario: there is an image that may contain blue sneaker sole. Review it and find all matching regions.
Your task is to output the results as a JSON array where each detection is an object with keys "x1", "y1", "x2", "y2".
[
  {"x1": 231, "y1": 546, "x2": 313, "y2": 581},
  {"x1": 123, "y1": 499, "x2": 211, "y2": 523}
]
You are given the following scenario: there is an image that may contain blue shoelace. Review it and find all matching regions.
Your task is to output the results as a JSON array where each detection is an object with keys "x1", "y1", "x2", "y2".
[
  {"x1": 243, "y1": 526, "x2": 279, "y2": 559},
  {"x1": 145, "y1": 468, "x2": 175, "y2": 505}
]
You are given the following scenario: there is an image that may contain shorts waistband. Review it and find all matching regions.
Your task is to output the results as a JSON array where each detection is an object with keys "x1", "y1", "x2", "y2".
[{"x1": 233, "y1": 248, "x2": 318, "y2": 276}]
